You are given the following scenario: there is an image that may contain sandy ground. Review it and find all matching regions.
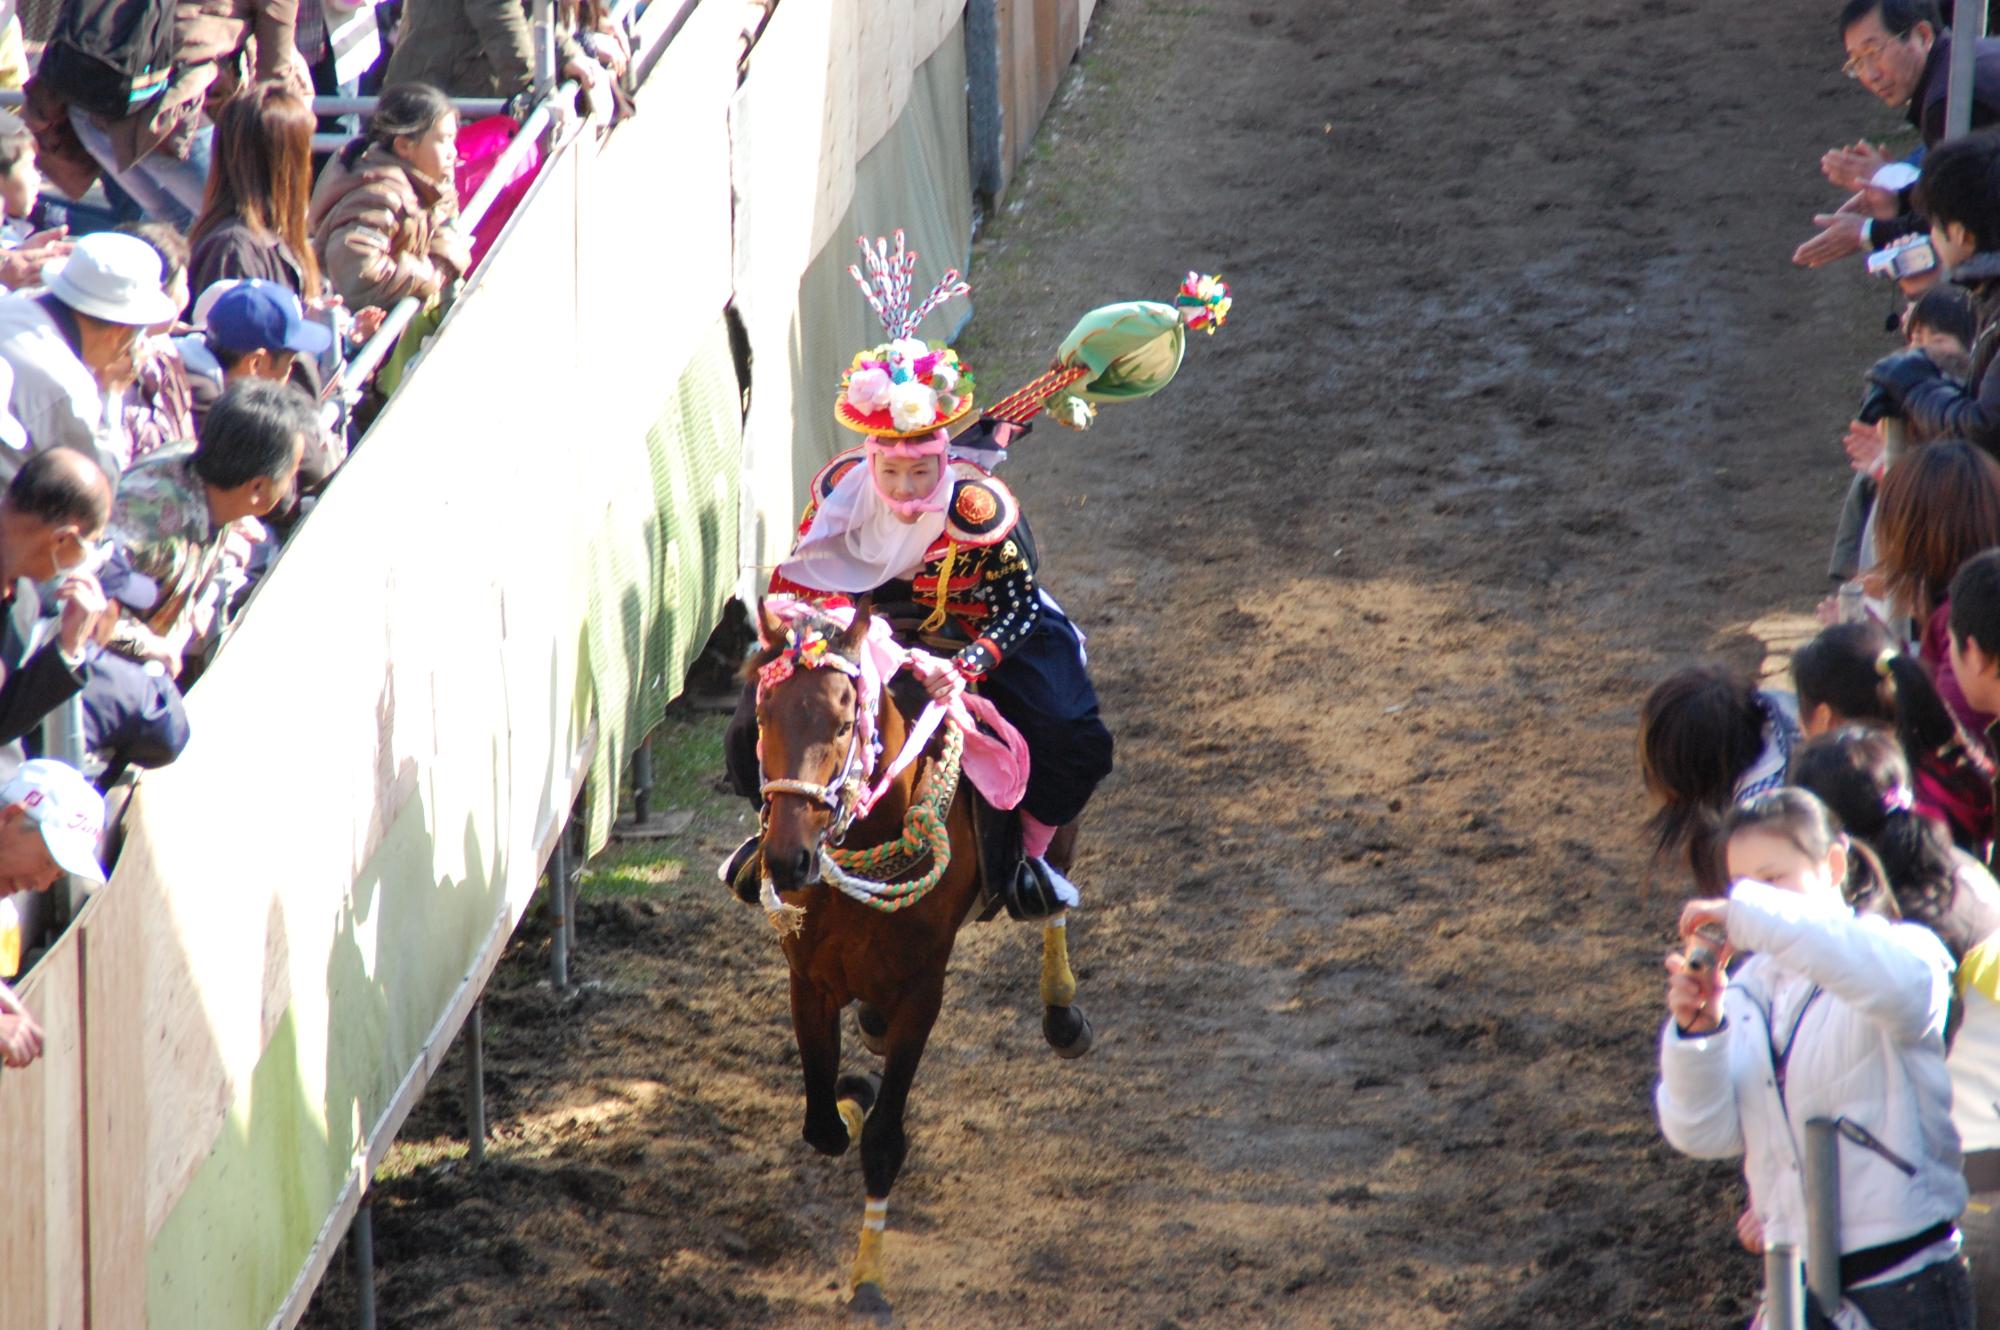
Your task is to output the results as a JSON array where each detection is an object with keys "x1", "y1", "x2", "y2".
[{"x1": 302, "y1": 0, "x2": 1903, "y2": 1325}]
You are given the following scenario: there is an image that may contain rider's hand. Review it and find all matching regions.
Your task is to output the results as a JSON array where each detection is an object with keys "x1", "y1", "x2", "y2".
[
  {"x1": 0, "y1": 1009, "x2": 43, "y2": 1067},
  {"x1": 906, "y1": 653, "x2": 964, "y2": 703}
]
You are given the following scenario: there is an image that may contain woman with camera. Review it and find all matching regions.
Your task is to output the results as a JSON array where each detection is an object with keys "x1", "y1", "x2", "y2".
[{"x1": 1658, "y1": 788, "x2": 1973, "y2": 1328}]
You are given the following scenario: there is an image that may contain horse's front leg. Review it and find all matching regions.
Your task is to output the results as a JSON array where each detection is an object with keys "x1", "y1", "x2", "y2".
[
  {"x1": 843, "y1": 978, "x2": 944, "y2": 1324},
  {"x1": 790, "y1": 973, "x2": 849, "y2": 1157}
]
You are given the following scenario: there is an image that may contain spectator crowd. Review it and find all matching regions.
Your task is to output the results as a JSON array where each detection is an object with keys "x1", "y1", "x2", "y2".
[
  {"x1": 1641, "y1": 3, "x2": 2000, "y2": 1325},
  {"x1": 0, "y1": 0, "x2": 637, "y2": 1068}
]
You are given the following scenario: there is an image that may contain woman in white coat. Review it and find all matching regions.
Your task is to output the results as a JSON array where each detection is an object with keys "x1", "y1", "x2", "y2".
[{"x1": 1659, "y1": 787, "x2": 1973, "y2": 1329}]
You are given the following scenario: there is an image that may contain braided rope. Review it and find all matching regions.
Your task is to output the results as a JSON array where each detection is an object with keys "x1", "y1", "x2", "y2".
[{"x1": 818, "y1": 724, "x2": 965, "y2": 912}]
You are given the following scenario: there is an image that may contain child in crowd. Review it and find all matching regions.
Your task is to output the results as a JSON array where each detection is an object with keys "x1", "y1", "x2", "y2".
[
  {"x1": 0, "y1": 111, "x2": 61, "y2": 246},
  {"x1": 308, "y1": 83, "x2": 471, "y2": 311},
  {"x1": 1834, "y1": 287, "x2": 1978, "y2": 585},
  {"x1": 1640, "y1": 664, "x2": 1800, "y2": 893},
  {"x1": 1658, "y1": 788, "x2": 1973, "y2": 1329},
  {"x1": 1793, "y1": 620, "x2": 1994, "y2": 850}
]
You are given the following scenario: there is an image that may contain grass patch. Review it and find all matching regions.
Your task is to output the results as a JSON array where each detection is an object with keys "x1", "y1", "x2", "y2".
[{"x1": 579, "y1": 708, "x2": 743, "y2": 902}]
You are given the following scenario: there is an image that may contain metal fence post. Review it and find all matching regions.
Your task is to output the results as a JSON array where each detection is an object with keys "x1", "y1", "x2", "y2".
[
  {"x1": 548, "y1": 831, "x2": 569, "y2": 988},
  {"x1": 1765, "y1": 1243, "x2": 1805, "y2": 1330},
  {"x1": 1804, "y1": 1118, "x2": 1842, "y2": 1311},
  {"x1": 1948, "y1": 0, "x2": 1989, "y2": 140},
  {"x1": 463, "y1": 1001, "x2": 486, "y2": 1166},
  {"x1": 352, "y1": 1199, "x2": 378, "y2": 1330},
  {"x1": 632, "y1": 737, "x2": 654, "y2": 824}
]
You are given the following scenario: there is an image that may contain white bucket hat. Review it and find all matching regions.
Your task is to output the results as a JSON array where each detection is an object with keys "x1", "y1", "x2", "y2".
[
  {"x1": 41, "y1": 232, "x2": 179, "y2": 327},
  {"x1": 1, "y1": 758, "x2": 106, "y2": 883}
]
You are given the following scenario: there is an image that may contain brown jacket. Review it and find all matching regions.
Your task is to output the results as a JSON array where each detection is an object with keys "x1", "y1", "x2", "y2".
[
  {"x1": 308, "y1": 143, "x2": 466, "y2": 310},
  {"x1": 382, "y1": 0, "x2": 535, "y2": 97},
  {"x1": 25, "y1": 0, "x2": 307, "y2": 183}
]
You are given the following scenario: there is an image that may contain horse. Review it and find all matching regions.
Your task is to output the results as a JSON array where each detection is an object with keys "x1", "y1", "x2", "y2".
[{"x1": 748, "y1": 597, "x2": 1093, "y2": 1323}]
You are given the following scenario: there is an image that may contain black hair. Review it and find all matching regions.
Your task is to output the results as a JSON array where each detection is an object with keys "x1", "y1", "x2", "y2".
[
  {"x1": 1793, "y1": 621, "x2": 1897, "y2": 725},
  {"x1": 5, "y1": 446, "x2": 108, "y2": 530},
  {"x1": 1915, "y1": 133, "x2": 2000, "y2": 253},
  {"x1": 1790, "y1": 622, "x2": 1970, "y2": 775},
  {"x1": 1950, "y1": 547, "x2": 2000, "y2": 659},
  {"x1": 1640, "y1": 664, "x2": 1768, "y2": 892},
  {"x1": 194, "y1": 379, "x2": 312, "y2": 490},
  {"x1": 1840, "y1": 0, "x2": 1943, "y2": 37},
  {"x1": 339, "y1": 83, "x2": 454, "y2": 169},
  {"x1": 1792, "y1": 728, "x2": 1988, "y2": 948},
  {"x1": 1907, "y1": 285, "x2": 1978, "y2": 350},
  {"x1": 1721, "y1": 786, "x2": 1898, "y2": 920}
]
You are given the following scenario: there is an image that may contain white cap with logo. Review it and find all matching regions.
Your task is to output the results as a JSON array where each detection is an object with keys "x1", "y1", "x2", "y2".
[{"x1": 1, "y1": 759, "x2": 106, "y2": 883}]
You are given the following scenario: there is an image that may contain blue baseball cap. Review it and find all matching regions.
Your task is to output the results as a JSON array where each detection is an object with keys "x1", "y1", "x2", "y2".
[{"x1": 205, "y1": 279, "x2": 333, "y2": 358}]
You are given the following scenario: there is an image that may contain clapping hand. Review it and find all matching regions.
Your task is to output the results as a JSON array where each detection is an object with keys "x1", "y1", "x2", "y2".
[
  {"x1": 1844, "y1": 419, "x2": 1887, "y2": 475},
  {"x1": 1822, "y1": 141, "x2": 1892, "y2": 193}
]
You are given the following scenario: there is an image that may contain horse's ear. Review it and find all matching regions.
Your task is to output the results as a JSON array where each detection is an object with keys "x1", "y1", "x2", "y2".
[
  {"x1": 839, "y1": 597, "x2": 874, "y2": 655},
  {"x1": 756, "y1": 597, "x2": 786, "y2": 647}
]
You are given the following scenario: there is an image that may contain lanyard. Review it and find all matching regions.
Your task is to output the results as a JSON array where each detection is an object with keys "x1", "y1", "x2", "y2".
[{"x1": 1766, "y1": 984, "x2": 1824, "y2": 1108}]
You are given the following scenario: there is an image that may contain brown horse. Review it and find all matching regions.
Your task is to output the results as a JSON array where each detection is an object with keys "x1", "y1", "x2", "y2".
[{"x1": 749, "y1": 599, "x2": 1091, "y2": 1323}]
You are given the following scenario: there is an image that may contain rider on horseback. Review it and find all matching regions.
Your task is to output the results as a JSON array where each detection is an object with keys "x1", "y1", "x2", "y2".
[{"x1": 722, "y1": 233, "x2": 1113, "y2": 920}]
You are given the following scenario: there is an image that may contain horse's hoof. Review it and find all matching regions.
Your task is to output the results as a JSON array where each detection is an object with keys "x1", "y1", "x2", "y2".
[
  {"x1": 854, "y1": 1004, "x2": 889, "y2": 1057},
  {"x1": 835, "y1": 1071, "x2": 882, "y2": 1114},
  {"x1": 846, "y1": 1281, "x2": 893, "y2": 1325},
  {"x1": 1043, "y1": 1004, "x2": 1095, "y2": 1059}
]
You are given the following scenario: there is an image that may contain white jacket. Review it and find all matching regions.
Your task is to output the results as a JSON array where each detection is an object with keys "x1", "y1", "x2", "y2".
[
  {"x1": 1656, "y1": 879, "x2": 1967, "y2": 1253},
  {"x1": 0, "y1": 294, "x2": 127, "y2": 483}
]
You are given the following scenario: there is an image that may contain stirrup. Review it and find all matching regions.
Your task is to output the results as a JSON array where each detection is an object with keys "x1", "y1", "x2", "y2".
[
  {"x1": 718, "y1": 834, "x2": 762, "y2": 903},
  {"x1": 1002, "y1": 857, "x2": 1080, "y2": 921}
]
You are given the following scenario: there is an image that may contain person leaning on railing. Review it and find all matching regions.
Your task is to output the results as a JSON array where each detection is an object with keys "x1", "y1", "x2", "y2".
[
  {"x1": 306, "y1": 83, "x2": 470, "y2": 312},
  {"x1": 103, "y1": 378, "x2": 309, "y2": 678}
]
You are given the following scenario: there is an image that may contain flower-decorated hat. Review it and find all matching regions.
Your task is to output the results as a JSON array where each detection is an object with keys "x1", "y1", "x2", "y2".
[{"x1": 836, "y1": 231, "x2": 977, "y2": 440}]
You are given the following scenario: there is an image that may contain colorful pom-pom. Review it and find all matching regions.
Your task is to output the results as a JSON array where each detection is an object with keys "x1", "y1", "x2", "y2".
[{"x1": 1175, "y1": 272, "x2": 1232, "y2": 334}]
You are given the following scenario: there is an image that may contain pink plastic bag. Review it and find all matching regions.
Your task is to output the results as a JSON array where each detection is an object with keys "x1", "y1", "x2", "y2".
[{"x1": 452, "y1": 115, "x2": 543, "y2": 271}]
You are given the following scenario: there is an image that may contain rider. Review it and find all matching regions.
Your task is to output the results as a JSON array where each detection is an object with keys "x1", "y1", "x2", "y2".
[{"x1": 721, "y1": 241, "x2": 1113, "y2": 919}]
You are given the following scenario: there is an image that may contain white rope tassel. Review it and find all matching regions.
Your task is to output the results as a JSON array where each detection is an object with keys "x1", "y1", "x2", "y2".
[{"x1": 759, "y1": 879, "x2": 806, "y2": 938}]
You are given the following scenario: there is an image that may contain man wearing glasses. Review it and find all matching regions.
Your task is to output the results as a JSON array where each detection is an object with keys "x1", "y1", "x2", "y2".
[{"x1": 1795, "y1": 0, "x2": 2000, "y2": 268}]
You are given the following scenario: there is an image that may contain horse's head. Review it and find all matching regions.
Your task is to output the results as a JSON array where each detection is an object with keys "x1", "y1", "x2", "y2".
[{"x1": 752, "y1": 598, "x2": 875, "y2": 891}]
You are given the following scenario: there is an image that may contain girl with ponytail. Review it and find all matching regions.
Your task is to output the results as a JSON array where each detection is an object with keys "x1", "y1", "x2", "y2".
[
  {"x1": 1639, "y1": 664, "x2": 1800, "y2": 894},
  {"x1": 1793, "y1": 621, "x2": 1995, "y2": 852}
]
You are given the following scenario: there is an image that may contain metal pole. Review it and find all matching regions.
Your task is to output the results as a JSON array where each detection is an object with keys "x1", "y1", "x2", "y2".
[
  {"x1": 1804, "y1": 1118, "x2": 1843, "y2": 1310},
  {"x1": 564, "y1": 816, "x2": 581, "y2": 953},
  {"x1": 463, "y1": 1001, "x2": 486, "y2": 1166},
  {"x1": 1765, "y1": 1243, "x2": 1805, "y2": 1330},
  {"x1": 352, "y1": 1200, "x2": 377, "y2": 1330},
  {"x1": 632, "y1": 737, "x2": 653, "y2": 824},
  {"x1": 548, "y1": 832, "x2": 569, "y2": 988},
  {"x1": 1948, "y1": 0, "x2": 1988, "y2": 140},
  {"x1": 45, "y1": 697, "x2": 88, "y2": 930}
]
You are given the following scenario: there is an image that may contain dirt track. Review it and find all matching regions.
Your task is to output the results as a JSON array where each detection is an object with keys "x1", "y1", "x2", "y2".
[{"x1": 303, "y1": 0, "x2": 1900, "y2": 1325}]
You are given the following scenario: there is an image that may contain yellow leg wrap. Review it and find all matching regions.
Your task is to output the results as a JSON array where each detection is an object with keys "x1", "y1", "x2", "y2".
[
  {"x1": 1040, "y1": 918, "x2": 1077, "y2": 1008},
  {"x1": 853, "y1": 1199, "x2": 889, "y2": 1291},
  {"x1": 838, "y1": 1097, "x2": 866, "y2": 1145}
]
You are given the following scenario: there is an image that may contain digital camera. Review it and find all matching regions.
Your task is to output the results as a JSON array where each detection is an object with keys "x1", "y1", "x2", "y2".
[{"x1": 1867, "y1": 234, "x2": 1939, "y2": 281}]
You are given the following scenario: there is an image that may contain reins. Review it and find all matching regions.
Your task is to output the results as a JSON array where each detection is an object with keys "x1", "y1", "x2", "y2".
[{"x1": 755, "y1": 617, "x2": 962, "y2": 934}]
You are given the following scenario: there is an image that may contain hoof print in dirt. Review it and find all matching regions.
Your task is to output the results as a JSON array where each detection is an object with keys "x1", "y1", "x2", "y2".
[
  {"x1": 1043, "y1": 1004, "x2": 1095, "y2": 1058},
  {"x1": 846, "y1": 1282, "x2": 893, "y2": 1326}
]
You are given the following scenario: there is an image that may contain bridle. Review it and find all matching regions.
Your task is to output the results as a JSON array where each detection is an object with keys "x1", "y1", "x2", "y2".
[{"x1": 756, "y1": 622, "x2": 877, "y2": 850}]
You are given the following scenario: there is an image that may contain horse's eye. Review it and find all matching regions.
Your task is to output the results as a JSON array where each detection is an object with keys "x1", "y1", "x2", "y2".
[{"x1": 837, "y1": 720, "x2": 854, "y2": 737}]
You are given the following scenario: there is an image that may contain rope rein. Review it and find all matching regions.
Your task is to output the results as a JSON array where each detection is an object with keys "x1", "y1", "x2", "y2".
[{"x1": 754, "y1": 613, "x2": 963, "y2": 934}]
